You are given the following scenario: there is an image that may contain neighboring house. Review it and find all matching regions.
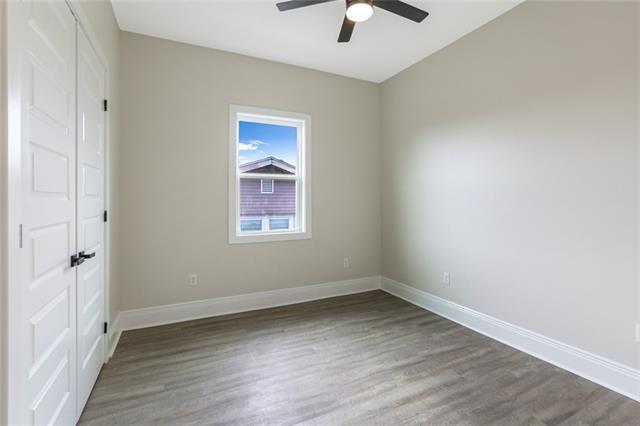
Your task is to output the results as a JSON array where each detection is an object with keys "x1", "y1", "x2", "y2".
[{"x1": 239, "y1": 157, "x2": 296, "y2": 232}]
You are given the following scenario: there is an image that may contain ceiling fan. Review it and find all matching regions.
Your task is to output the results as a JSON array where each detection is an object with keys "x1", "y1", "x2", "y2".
[{"x1": 275, "y1": 0, "x2": 429, "y2": 43}]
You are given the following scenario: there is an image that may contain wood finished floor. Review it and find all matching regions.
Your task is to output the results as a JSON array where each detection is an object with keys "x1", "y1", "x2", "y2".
[{"x1": 79, "y1": 291, "x2": 640, "y2": 425}]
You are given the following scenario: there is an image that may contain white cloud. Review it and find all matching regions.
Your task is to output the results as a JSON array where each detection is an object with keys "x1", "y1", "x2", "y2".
[{"x1": 239, "y1": 139, "x2": 269, "y2": 151}]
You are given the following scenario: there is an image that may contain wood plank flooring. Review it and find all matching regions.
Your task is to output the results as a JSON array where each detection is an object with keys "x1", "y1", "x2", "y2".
[{"x1": 79, "y1": 291, "x2": 639, "y2": 425}]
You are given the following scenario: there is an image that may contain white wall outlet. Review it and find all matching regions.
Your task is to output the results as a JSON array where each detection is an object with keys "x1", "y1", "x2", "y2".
[
  {"x1": 189, "y1": 273, "x2": 198, "y2": 286},
  {"x1": 636, "y1": 323, "x2": 640, "y2": 343},
  {"x1": 442, "y1": 272, "x2": 451, "y2": 286},
  {"x1": 343, "y1": 258, "x2": 350, "y2": 268}
]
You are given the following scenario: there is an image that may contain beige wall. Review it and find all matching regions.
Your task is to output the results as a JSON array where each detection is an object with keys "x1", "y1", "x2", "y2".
[
  {"x1": 118, "y1": 32, "x2": 381, "y2": 310},
  {"x1": 381, "y1": 1, "x2": 639, "y2": 369},
  {"x1": 75, "y1": 0, "x2": 121, "y2": 338}
]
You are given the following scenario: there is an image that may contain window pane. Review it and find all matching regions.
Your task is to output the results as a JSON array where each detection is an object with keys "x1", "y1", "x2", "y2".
[
  {"x1": 240, "y1": 219, "x2": 262, "y2": 232},
  {"x1": 240, "y1": 178, "x2": 297, "y2": 233},
  {"x1": 261, "y1": 179, "x2": 273, "y2": 193},
  {"x1": 269, "y1": 218, "x2": 289, "y2": 230},
  {"x1": 238, "y1": 121, "x2": 297, "y2": 175}
]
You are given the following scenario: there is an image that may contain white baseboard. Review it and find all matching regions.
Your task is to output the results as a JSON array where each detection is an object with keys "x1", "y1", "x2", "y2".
[
  {"x1": 381, "y1": 276, "x2": 640, "y2": 402},
  {"x1": 117, "y1": 275, "x2": 382, "y2": 332}
]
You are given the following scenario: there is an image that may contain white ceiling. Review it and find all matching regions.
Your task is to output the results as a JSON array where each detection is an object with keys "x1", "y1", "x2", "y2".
[{"x1": 111, "y1": 0, "x2": 522, "y2": 83}]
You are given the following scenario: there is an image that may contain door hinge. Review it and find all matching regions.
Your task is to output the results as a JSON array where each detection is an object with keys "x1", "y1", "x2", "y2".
[
  {"x1": 103, "y1": 210, "x2": 108, "y2": 222},
  {"x1": 103, "y1": 322, "x2": 108, "y2": 334},
  {"x1": 19, "y1": 224, "x2": 23, "y2": 248},
  {"x1": 103, "y1": 99, "x2": 108, "y2": 112}
]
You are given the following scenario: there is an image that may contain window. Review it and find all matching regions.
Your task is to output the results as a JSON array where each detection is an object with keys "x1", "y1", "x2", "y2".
[
  {"x1": 240, "y1": 218, "x2": 263, "y2": 232},
  {"x1": 239, "y1": 216, "x2": 294, "y2": 232},
  {"x1": 269, "y1": 217, "x2": 290, "y2": 230},
  {"x1": 229, "y1": 105, "x2": 311, "y2": 243},
  {"x1": 261, "y1": 179, "x2": 274, "y2": 194}
]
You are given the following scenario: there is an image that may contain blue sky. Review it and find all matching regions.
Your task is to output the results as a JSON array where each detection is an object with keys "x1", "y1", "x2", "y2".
[{"x1": 238, "y1": 121, "x2": 297, "y2": 166}]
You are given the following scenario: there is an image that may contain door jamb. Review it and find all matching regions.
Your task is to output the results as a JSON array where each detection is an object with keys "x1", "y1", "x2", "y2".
[{"x1": 3, "y1": 1, "x2": 22, "y2": 424}]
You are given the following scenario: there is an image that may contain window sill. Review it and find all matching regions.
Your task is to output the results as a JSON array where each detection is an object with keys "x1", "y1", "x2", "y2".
[{"x1": 228, "y1": 230, "x2": 311, "y2": 245}]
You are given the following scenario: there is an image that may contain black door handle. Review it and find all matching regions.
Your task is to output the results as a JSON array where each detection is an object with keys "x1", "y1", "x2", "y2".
[
  {"x1": 79, "y1": 251, "x2": 96, "y2": 260},
  {"x1": 70, "y1": 254, "x2": 85, "y2": 267}
]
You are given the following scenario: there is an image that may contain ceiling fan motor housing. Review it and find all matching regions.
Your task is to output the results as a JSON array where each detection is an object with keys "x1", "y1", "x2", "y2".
[{"x1": 346, "y1": 0, "x2": 373, "y2": 7}]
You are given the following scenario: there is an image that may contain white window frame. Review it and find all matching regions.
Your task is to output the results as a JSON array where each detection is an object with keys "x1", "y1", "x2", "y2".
[
  {"x1": 229, "y1": 105, "x2": 311, "y2": 244},
  {"x1": 260, "y1": 179, "x2": 274, "y2": 194}
]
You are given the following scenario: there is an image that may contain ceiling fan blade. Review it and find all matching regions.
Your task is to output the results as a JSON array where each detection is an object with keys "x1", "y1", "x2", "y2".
[
  {"x1": 276, "y1": 0, "x2": 337, "y2": 12},
  {"x1": 338, "y1": 16, "x2": 356, "y2": 43},
  {"x1": 373, "y1": 0, "x2": 429, "y2": 23}
]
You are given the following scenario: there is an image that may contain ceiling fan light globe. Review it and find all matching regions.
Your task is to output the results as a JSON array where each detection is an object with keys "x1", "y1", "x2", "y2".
[{"x1": 346, "y1": 2, "x2": 373, "y2": 22}]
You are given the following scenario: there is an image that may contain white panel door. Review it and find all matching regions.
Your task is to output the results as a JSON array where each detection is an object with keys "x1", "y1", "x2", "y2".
[
  {"x1": 11, "y1": 0, "x2": 78, "y2": 424},
  {"x1": 76, "y1": 26, "x2": 106, "y2": 417}
]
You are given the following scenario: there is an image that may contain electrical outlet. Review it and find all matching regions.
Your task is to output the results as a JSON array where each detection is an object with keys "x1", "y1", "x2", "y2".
[
  {"x1": 442, "y1": 272, "x2": 451, "y2": 286},
  {"x1": 343, "y1": 258, "x2": 350, "y2": 268},
  {"x1": 189, "y1": 274, "x2": 198, "y2": 286},
  {"x1": 636, "y1": 323, "x2": 640, "y2": 343}
]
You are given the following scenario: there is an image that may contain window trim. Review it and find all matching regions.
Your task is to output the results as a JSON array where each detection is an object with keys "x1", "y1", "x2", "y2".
[
  {"x1": 228, "y1": 104, "x2": 311, "y2": 244},
  {"x1": 260, "y1": 179, "x2": 274, "y2": 194}
]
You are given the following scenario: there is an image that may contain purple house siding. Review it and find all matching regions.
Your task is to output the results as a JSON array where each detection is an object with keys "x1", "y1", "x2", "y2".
[{"x1": 240, "y1": 179, "x2": 295, "y2": 216}]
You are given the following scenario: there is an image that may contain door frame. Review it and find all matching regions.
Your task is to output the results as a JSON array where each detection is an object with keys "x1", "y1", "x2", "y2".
[{"x1": 1, "y1": 1, "x2": 113, "y2": 423}]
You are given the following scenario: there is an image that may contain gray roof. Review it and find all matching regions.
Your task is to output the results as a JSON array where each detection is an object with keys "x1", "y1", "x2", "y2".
[{"x1": 239, "y1": 156, "x2": 296, "y2": 174}]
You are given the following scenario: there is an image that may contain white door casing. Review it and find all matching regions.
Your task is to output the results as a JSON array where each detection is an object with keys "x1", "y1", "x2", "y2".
[
  {"x1": 75, "y1": 25, "x2": 106, "y2": 418},
  {"x1": 9, "y1": 0, "x2": 78, "y2": 424}
]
